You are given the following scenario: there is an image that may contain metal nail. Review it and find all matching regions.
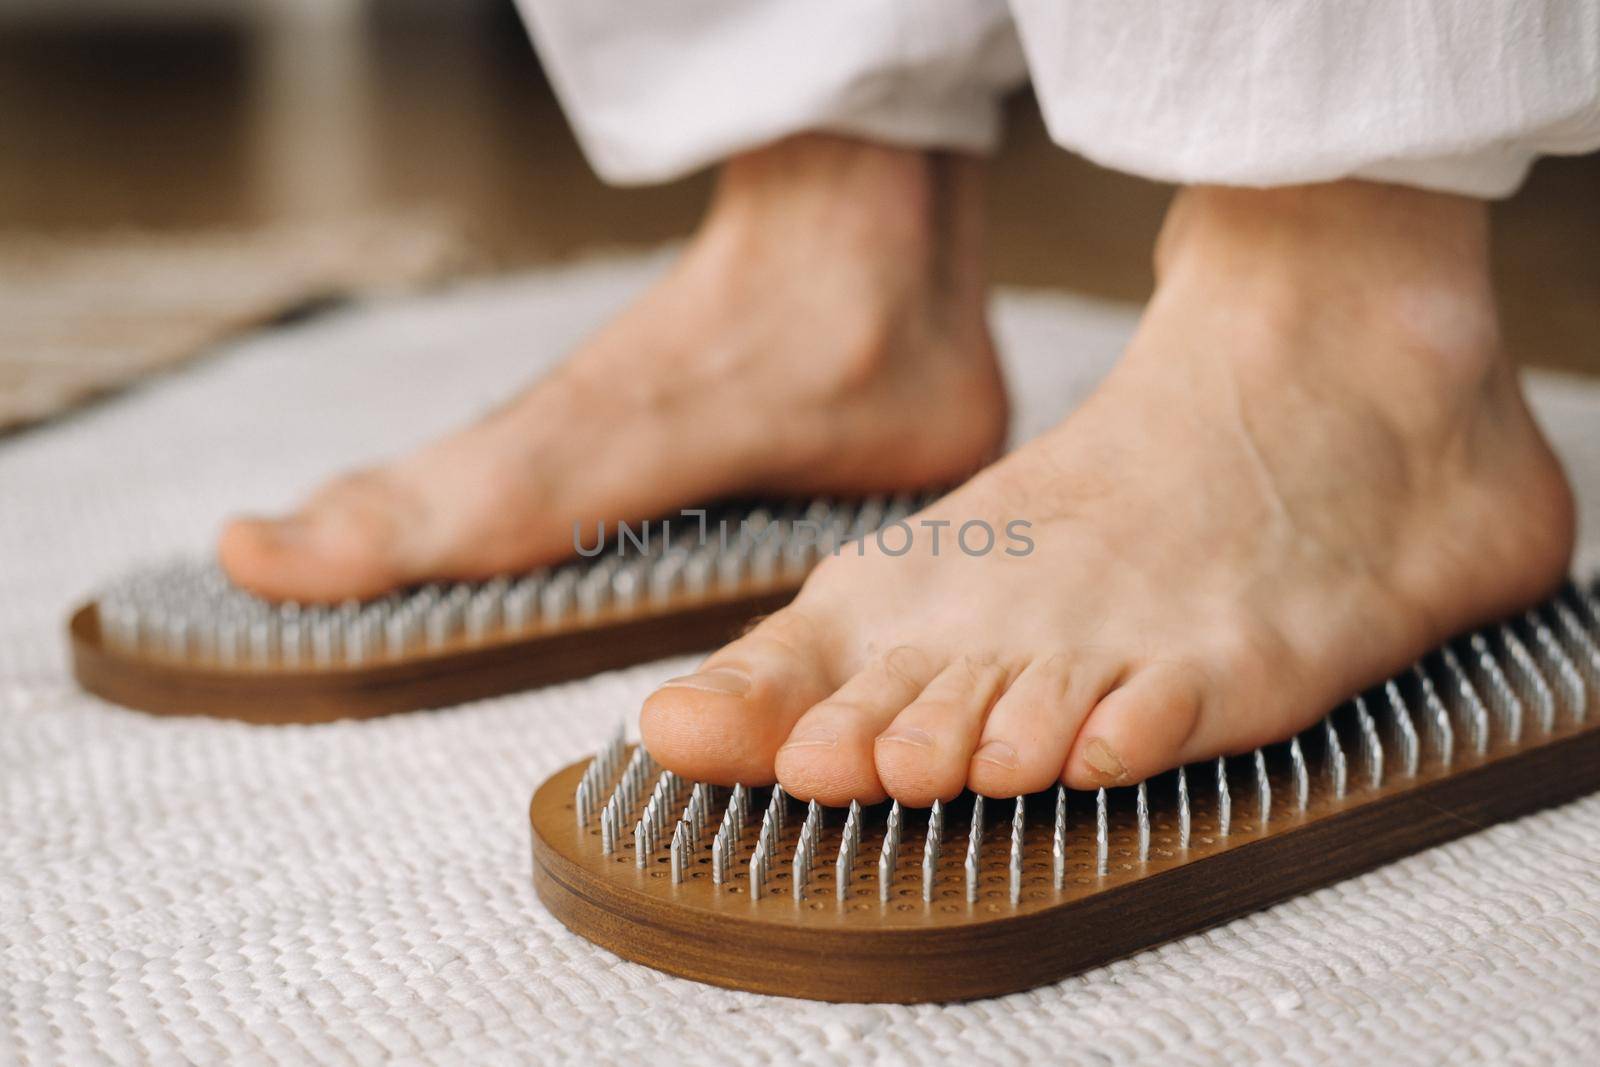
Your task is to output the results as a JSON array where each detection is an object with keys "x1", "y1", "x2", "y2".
[
  {"x1": 1354, "y1": 696, "x2": 1384, "y2": 787},
  {"x1": 1094, "y1": 788, "x2": 1108, "y2": 876},
  {"x1": 1253, "y1": 748, "x2": 1271, "y2": 824},
  {"x1": 1009, "y1": 796, "x2": 1025, "y2": 903},
  {"x1": 1411, "y1": 662, "x2": 1455, "y2": 768},
  {"x1": 965, "y1": 795, "x2": 985, "y2": 902},
  {"x1": 923, "y1": 799, "x2": 943, "y2": 902},
  {"x1": 1441, "y1": 645, "x2": 1490, "y2": 755},
  {"x1": 1176, "y1": 767, "x2": 1191, "y2": 849},
  {"x1": 1289, "y1": 737, "x2": 1309, "y2": 812},
  {"x1": 1216, "y1": 757, "x2": 1231, "y2": 837},
  {"x1": 1384, "y1": 681, "x2": 1420, "y2": 778},
  {"x1": 879, "y1": 801, "x2": 902, "y2": 903},
  {"x1": 1135, "y1": 781, "x2": 1150, "y2": 861},
  {"x1": 1052, "y1": 786, "x2": 1068, "y2": 886}
]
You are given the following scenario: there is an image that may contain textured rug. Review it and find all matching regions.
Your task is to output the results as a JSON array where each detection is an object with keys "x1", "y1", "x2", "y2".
[{"x1": 3, "y1": 253, "x2": 1599, "y2": 1065}]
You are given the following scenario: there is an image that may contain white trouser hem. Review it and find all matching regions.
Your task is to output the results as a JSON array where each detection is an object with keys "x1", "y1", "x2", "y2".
[
  {"x1": 573, "y1": 90, "x2": 1007, "y2": 187},
  {"x1": 1011, "y1": 0, "x2": 1600, "y2": 200},
  {"x1": 1355, "y1": 146, "x2": 1538, "y2": 201},
  {"x1": 1045, "y1": 133, "x2": 1545, "y2": 200},
  {"x1": 520, "y1": 0, "x2": 1600, "y2": 196},
  {"x1": 516, "y1": 0, "x2": 1026, "y2": 186}
]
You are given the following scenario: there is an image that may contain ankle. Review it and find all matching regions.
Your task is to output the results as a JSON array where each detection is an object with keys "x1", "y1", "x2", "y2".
[
  {"x1": 709, "y1": 133, "x2": 938, "y2": 242},
  {"x1": 700, "y1": 135, "x2": 989, "y2": 309},
  {"x1": 1156, "y1": 181, "x2": 1493, "y2": 281},
  {"x1": 1152, "y1": 181, "x2": 1506, "y2": 402},
  {"x1": 676, "y1": 133, "x2": 996, "y2": 391}
]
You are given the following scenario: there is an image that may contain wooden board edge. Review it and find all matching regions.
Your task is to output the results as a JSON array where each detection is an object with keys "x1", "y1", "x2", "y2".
[
  {"x1": 528, "y1": 725, "x2": 1600, "y2": 1003},
  {"x1": 68, "y1": 588, "x2": 796, "y2": 723}
]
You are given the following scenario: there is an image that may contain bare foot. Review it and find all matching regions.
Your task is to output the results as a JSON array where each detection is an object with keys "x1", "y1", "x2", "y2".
[
  {"x1": 219, "y1": 135, "x2": 1006, "y2": 601},
  {"x1": 640, "y1": 180, "x2": 1576, "y2": 803}
]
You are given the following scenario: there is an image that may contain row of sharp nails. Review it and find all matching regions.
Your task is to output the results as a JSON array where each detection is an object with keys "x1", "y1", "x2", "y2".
[
  {"x1": 577, "y1": 585, "x2": 1599, "y2": 905},
  {"x1": 97, "y1": 495, "x2": 931, "y2": 665}
]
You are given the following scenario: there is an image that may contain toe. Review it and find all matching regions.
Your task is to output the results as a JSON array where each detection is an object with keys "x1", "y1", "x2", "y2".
[
  {"x1": 639, "y1": 607, "x2": 839, "y2": 786},
  {"x1": 967, "y1": 653, "x2": 1122, "y2": 798},
  {"x1": 1063, "y1": 662, "x2": 1204, "y2": 789},
  {"x1": 875, "y1": 655, "x2": 1010, "y2": 806},
  {"x1": 218, "y1": 471, "x2": 423, "y2": 602},
  {"x1": 775, "y1": 645, "x2": 942, "y2": 805}
]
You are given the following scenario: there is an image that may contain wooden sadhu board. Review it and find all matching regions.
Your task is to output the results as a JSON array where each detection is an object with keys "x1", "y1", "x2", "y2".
[
  {"x1": 68, "y1": 494, "x2": 928, "y2": 722},
  {"x1": 530, "y1": 582, "x2": 1600, "y2": 1003}
]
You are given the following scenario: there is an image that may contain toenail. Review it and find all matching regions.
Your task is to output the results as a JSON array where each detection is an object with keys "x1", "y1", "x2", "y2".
[
  {"x1": 659, "y1": 668, "x2": 751, "y2": 696},
  {"x1": 259, "y1": 517, "x2": 311, "y2": 547},
  {"x1": 877, "y1": 726, "x2": 934, "y2": 749},
  {"x1": 780, "y1": 728, "x2": 837, "y2": 751},
  {"x1": 973, "y1": 740, "x2": 1019, "y2": 769},
  {"x1": 1083, "y1": 738, "x2": 1130, "y2": 784}
]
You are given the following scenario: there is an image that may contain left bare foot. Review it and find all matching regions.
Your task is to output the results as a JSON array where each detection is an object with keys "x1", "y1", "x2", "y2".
[
  {"x1": 637, "y1": 180, "x2": 1576, "y2": 803},
  {"x1": 217, "y1": 136, "x2": 1004, "y2": 601}
]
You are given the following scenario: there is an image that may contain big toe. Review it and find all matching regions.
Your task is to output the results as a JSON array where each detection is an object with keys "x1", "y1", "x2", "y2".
[
  {"x1": 639, "y1": 606, "x2": 839, "y2": 786},
  {"x1": 218, "y1": 472, "x2": 422, "y2": 602}
]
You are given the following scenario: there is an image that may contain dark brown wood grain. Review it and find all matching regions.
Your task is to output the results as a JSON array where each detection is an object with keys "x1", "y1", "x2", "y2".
[
  {"x1": 529, "y1": 720, "x2": 1600, "y2": 1003},
  {"x1": 68, "y1": 586, "x2": 796, "y2": 723}
]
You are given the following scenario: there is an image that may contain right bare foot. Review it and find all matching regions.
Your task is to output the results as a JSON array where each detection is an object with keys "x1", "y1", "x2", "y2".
[
  {"x1": 219, "y1": 135, "x2": 1007, "y2": 601},
  {"x1": 637, "y1": 181, "x2": 1576, "y2": 801}
]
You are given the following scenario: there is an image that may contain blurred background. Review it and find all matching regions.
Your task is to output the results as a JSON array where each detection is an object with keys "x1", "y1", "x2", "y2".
[{"x1": 4, "y1": 0, "x2": 1597, "y2": 434}]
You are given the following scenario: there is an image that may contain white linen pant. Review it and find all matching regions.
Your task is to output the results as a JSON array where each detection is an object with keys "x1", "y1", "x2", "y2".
[{"x1": 513, "y1": 0, "x2": 1600, "y2": 199}]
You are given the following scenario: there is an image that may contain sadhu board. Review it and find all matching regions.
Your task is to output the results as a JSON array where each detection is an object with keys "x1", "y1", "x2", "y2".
[{"x1": 530, "y1": 580, "x2": 1600, "y2": 1002}]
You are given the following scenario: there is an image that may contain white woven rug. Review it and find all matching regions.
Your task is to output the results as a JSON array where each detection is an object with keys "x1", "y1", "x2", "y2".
[{"x1": 4, "y1": 253, "x2": 1600, "y2": 1066}]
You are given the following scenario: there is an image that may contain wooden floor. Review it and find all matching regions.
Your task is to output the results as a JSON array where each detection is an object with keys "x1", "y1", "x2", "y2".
[{"x1": 4, "y1": 4, "x2": 1596, "y2": 376}]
